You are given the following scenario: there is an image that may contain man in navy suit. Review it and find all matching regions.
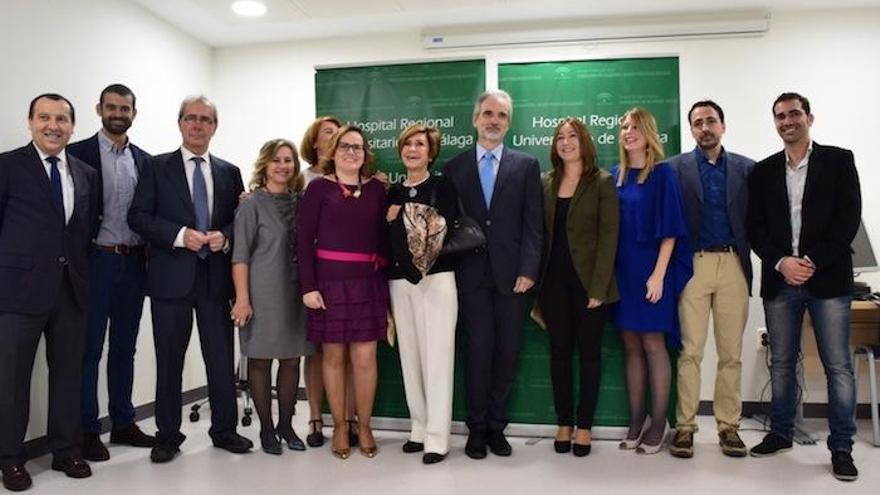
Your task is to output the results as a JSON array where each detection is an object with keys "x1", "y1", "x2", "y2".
[
  {"x1": 68, "y1": 84, "x2": 155, "y2": 461},
  {"x1": 747, "y1": 92, "x2": 861, "y2": 481},
  {"x1": 0, "y1": 94, "x2": 98, "y2": 491},
  {"x1": 442, "y1": 89, "x2": 543, "y2": 459},
  {"x1": 128, "y1": 95, "x2": 249, "y2": 463},
  {"x1": 667, "y1": 101, "x2": 754, "y2": 459}
]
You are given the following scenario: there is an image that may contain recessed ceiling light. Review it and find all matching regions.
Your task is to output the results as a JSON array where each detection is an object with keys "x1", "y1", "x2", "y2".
[{"x1": 232, "y1": 0, "x2": 267, "y2": 17}]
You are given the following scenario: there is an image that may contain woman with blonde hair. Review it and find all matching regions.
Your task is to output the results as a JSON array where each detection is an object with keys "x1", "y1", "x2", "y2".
[
  {"x1": 536, "y1": 117, "x2": 619, "y2": 456},
  {"x1": 231, "y1": 139, "x2": 314, "y2": 454},
  {"x1": 297, "y1": 126, "x2": 389, "y2": 459},
  {"x1": 610, "y1": 107, "x2": 692, "y2": 455}
]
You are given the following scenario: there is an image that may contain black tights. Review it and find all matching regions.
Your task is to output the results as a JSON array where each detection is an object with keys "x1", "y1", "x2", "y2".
[
  {"x1": 620, "y1": 331, "x2": 670, "y2": 445},
  {"x1": 248, "y1": 357, "x2": 301, "y2": 442}
]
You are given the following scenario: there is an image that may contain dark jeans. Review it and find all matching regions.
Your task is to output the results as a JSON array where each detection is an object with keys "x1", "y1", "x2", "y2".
[
  {"x1": 764, "y1": 285, "x2": 856, "y2": 452},
  {"x1": 539, "y1": 269, "x2": 606, "y2": 429},
  {"x1": 81, "y1": 250, "x2": 146, "y2": 433}
]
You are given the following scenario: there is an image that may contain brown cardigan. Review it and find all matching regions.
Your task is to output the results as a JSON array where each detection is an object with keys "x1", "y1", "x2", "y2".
[{"x1": 538, "y1": 167, "x2": 620, "y2": 304}]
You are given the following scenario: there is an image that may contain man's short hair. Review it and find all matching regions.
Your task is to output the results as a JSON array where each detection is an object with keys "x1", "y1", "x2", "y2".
[
  {"x1": 177, "y1": 95, "x2": 218, "y2": 124},
  {"x1": 472, "y1": 89, "x2": 513, "y2": 120},
  {"x1": 772, "y1": 92, "x2": 811, "y2": 116},
  {"x1": 28, "y1": 93, "x2": 75, "y2": 124},
  {"x1": 100, "y1": 84, "x2": 137, "y2": 110},
  {"x1": 688, "y1": 100, "x2": 725, "y2": 124}
]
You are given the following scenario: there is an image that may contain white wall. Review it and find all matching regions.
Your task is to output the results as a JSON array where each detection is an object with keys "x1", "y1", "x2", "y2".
[
  {"x1": 0, "y1": 0, "x2": 214, "y2": 440},
  {"x1": 212, "y1": 8, "x2": 880, "y2": 404}
]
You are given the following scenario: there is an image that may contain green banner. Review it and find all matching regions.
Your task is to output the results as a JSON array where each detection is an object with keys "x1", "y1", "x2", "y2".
[{"x1": 499, "y1": 57, "x2": 681, "y2": 426}]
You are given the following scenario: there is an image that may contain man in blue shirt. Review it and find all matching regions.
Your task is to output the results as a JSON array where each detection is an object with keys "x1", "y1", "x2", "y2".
[
  {"x1": 667, "y1": 100, "x2": 754, "y2": 459},
  {"x1": 68, "y1": 84, "x2": 155, "y2": 462}
]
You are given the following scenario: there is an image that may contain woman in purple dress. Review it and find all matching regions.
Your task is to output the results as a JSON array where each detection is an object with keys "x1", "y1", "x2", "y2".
[
  {"x1": 296, "y1": 126, "x2": 388, "y2": 460},
  {"x1": 610, "y1": 107, "x2": 692, "y2": 455}
]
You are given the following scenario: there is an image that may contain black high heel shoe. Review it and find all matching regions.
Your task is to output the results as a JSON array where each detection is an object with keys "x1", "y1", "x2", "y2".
[
  {"x1": 306, "y1": 419, "x2": 324, "y2": 447},
  {"x1": 278, "y1": 427, "x2": 306, "y2": 451},
  {"x1": 260, "y1": 430, "x2": 282, "y2": 455}
]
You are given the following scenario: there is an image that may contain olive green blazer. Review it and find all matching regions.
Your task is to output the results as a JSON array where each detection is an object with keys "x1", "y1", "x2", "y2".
[{"x1": 538, "y1": 168, "x2": 620, "y2": 304}]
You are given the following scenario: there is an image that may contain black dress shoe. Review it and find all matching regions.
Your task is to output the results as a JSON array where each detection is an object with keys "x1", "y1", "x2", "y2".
[
  {"x1": 306, "y1": 420, "x2": 325, "y2": 448},
  {"x1": 422, "y1": 452, "x2": 446, "y2": 464},
  {"x1": 572, "y1": 443, "x2": 592, "y2": 457},
  {"x1": 213, "y1": 433, "x2": 254, "y2": 454},
  {"x1": 150, "y1": 443, "x2": 181, "y2": 463},
  {"x1": 487, "y1": 430, "x2": 512, "y2": 456},
  {"x1": 402, "y1": 441, "x2": 424, "y2": 453},
  {"x1": 260, "y1": 430, "x2": 282, "y2": 455},
  {"x1": 51, "y1": 457, "x2": 92, "y2": 479},
  {"x1": 111, "y1": 423, "x2": 156, "y2": 448},
  {"x1": 465, "y1": 431, "x2": 487, "y2": 460},
  {"x1": 82, "y1": 432, "x2": 110, "y2": 461},
  {"x1": 1, "y1": 464, "x2": 32, "y2": 491},
  {"x1": 553, "y1": 440, "x2": 571, "y2": 454}
]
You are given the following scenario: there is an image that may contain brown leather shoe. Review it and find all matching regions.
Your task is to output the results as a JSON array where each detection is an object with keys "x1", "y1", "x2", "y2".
[
  {"x1": 1, "y1": 464, "x2": 32, "y2": 491},
  {"x1": 719, "y1": 429, "x2": 747, "y2": 457},
  {"x1": 51, "y1": 457, "x2": 92, "y2": 479},
  {"x1": 82, "y1": 432, "x2": 110, "y2": 461},
  {"x1": 669, "y1": 429, "x2": 694, "y2": 458},
  {"x1": 110, "y1": 423, "x2": 156, "y2": 448}
]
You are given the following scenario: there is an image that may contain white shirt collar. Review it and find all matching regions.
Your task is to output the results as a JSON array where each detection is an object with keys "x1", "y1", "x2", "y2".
[{"x1": 181, "y1": 146, "x2": 209, "y2": 166}]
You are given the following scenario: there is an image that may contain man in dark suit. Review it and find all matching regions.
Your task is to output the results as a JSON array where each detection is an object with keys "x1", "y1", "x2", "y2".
[
  {"x1": 747, "y1": 92, "x2": 861, "y2": 482},
  {"x1": 441, "y1": 89, "x2": 543, "y2": 459},
  {"x1": 67, "y1": 84, "x2": 155, "y2": 461},
  {"x1": 0, "y1": 94, "x2": 98, "y2": 491},
  {"x1": 667, "y1": 100, "x2": 754, "y2": 459},
  {"x1": 128, "y1": 95, "x2": 249, "y2": 463}
]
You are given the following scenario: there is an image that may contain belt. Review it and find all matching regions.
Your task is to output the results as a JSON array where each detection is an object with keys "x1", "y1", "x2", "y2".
[
  {"x1": 94, "y1": 244, "x2": 145, "y2": 255},
  {"x1": 316, "y1": 248, "x2": 387, "y2": 271},
  {"x1": 698, "y1": 245, "x2": 735, "y2": 253}
]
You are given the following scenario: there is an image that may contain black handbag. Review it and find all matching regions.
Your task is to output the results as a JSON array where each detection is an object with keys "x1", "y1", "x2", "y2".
[{"x1": 431, "y1": 183, "x2": 486, "y2": 255}]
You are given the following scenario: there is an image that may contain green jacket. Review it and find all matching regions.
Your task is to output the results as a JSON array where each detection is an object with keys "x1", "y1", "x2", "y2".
[{"x1": 538, "y1": 167, "x2": 620, "y2": 304}]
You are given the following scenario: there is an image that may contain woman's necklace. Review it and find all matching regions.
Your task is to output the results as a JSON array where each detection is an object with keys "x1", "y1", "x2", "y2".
[
  {"x1": 403, "y1": 171, "x2": 430, "y2": 198},
  {"x1": 333, "y1": 173, "x2": 362, "y2": 199}
]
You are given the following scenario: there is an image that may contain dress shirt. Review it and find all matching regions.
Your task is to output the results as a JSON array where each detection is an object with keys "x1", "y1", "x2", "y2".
[
  {"x1": 173, "y1": 146, "x2": 215, "y2": 248},
  {"x1": 475, "y1": 142, "x2": 503, "y2": 177},
  {"x1": 785, "y1": 143, "x2": 812, "y2": 257},
  {"x1": 695, "y1": 146, "x2": 736, "y2": 249},
  {"x1": 34, "y1": 143, "x2": 75, "y2": 224},
  {"x1": 96, "y1": 130, "x2": 141, "y2": 245}
]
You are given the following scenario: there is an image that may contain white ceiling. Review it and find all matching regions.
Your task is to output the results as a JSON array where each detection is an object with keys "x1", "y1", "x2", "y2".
[{"x1": 131, "y1": 0, "x2": 880, "y2": 47}]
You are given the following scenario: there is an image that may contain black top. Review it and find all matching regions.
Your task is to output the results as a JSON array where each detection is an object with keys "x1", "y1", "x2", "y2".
[
  {"x1": 388, "y1": 175, "x2": 460, "y2": 283},
  {"x1": 547, "y1": 197, "x2": 579, "y2": 283}
]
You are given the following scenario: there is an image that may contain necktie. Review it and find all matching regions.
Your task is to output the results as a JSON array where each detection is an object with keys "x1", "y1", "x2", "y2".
[
  {"x1": 479, "y1": 152, "x2": 496, "y2": 208},
  {"x1": 191, "y1": 157, "x2": 209, "y2": 259},
  {"x1": 46, "y1": 156, "x2": 64, "y2": 216}
]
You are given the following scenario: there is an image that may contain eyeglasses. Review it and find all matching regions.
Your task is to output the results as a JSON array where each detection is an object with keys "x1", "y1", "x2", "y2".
[
  {"x1": 181, "y1": 114, "x2": 215, "y2": 125},
  {"x1": 338, "y1": 142, "x2": 364, "y2": 154}
]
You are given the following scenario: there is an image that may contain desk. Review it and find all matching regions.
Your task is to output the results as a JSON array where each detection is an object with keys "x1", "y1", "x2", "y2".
[{"x1": 850, "y1": 300, "x2": 880, "y2": 346}]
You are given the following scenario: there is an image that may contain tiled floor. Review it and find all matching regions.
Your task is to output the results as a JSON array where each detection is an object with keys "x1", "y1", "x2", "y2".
[{"x1": 17, "y1": 406, "x2": 879, "y2": 494}]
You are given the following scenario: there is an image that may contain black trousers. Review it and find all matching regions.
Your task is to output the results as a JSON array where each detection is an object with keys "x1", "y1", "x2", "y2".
[
  {"x1": 0, "y1": 271, "x2": 86, "y2": 466},
  {"x1": 539, "y1": 268, "x2": 607, "y2": 429},
  {"x1": 151, "y1": 260, "x2": 237, "y2": 446},
  {"x1": 459, "y1": 280, "x2": 527, "y2": 433}
]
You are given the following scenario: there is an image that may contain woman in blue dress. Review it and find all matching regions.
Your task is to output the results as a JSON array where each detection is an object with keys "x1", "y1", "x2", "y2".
[{"x1": 610, "y1": 107, "x2": 692, "y2": 455}]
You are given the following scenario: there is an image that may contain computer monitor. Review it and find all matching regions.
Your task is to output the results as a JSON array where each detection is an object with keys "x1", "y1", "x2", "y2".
[{"x1": 852, "y1": 220, "x2": 878, "y2": 274}]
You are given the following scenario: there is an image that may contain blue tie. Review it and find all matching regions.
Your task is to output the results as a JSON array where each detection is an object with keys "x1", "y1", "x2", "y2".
[
  {"x1": 46, "y1": 156, "x2": 64, "y2": 216},
  {"x1": 191, "y1": 156, "x2": 209, "y2": 259},
  {"x1": 479, "y1": 152, "x2": 496, "y2": 208}
]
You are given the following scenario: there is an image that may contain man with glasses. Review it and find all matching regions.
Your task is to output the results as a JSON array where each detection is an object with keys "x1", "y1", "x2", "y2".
[
  {"x1": 129, "y1": 95, "x2": 248, "y2": 463},
  {"x1": 667, "y1": 100, "x2": 754, "y2": 459},
  {"x1": 68, "y1": 84, "x2": 155, "y2": 461},
  {"x1": 747, "y1": 92, "x2": 861, "y2": 481}
]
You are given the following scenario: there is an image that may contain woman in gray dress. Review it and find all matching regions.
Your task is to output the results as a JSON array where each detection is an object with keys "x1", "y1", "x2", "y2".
[{"x1": 232, "y1": 139, "x2": 314, "y2": 455}]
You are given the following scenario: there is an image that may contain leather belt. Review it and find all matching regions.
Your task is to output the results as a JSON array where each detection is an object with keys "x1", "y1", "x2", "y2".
[
  {"x1": 698, "y1": 245, "x2": 735, "y2": 253},
  {"x1": 94, "y1": 244, "x2": 145, "y2": 255}
]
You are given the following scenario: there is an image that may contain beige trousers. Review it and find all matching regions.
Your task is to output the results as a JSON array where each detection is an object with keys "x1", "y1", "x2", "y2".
[{"x1": 676, "y1": 251, "x2": 749, "y2": 433}]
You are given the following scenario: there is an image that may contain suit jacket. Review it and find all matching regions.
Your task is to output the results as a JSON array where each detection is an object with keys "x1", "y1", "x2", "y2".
[
  {"x1": 538, "y1": 168, "x2": 620, "y2": 303},
  {"x1": 441, "y1": 146, "x2": 543, "y2": 295},
  {"x1": 747, "y1": 142, "x2": 861, "y2": 299},
  {"x1": 128, "y1": 149, "x2": 244, "y2": 300},
  {"x1": 0, "y1": 144, "x2": 97, "y2": 313},
  {"x1": 67, "y1": 132, "x2": 151, "y2": 239},
  {"x1": 668, "y1": 148, "x2": 755, "y2": 289}
]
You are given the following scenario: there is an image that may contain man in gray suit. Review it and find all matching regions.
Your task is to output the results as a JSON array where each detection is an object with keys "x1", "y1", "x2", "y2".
[
  {"x1": 666, "y1": 100, "x2": 754, "y2": 459},
  {"x1": 442, "y1": 89, "x2": 543, "y2": 459}
]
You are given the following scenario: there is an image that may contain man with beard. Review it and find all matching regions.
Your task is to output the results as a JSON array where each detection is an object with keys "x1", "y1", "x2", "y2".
[
  {"x1": 748, "y1": 93, "x2": 861, "y2": 481},
  {"x1": 68, "y1": 84, "x2": 155, "y2": 461},
  {"x1": 667, "y1": 100, "x2": 754, "y2": 459},
  {"x1": 442, "y1": 89, "x2": 542, "y2": 459}
]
